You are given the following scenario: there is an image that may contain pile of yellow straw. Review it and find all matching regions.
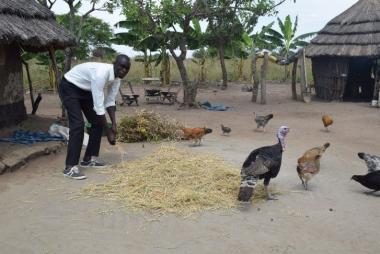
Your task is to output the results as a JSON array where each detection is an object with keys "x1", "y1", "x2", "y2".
[{"x1": 82, "y1": 145, "x2": 276, "y2": 216}]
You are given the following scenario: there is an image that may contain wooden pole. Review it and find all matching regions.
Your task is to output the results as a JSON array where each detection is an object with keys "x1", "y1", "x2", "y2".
[
  {"x1": 48, "y1": 46, "x2": 66, "y2": 120},
  {"x1": 260, "y1": 52, "x2": 269, "y2": 104},
  {"x1": 48, "y1": 46, "x2": 59, "y2": 93},
  {"x1": 251, "y1": 53, "x2": 259, "y2": 102},
  {"x1": 299, "y1": 48, "x2": 309, "y2": 103},
  {"x1": 21, "y1": 59, "x2": 35, "y2": 113},
  {"x1": 128, "y1": 81, "x2": 135, "y2": 94},
  {"x1": 291, "y1": 58, "x2": 298, "y2": 100},
  {"x1": 372, "y1": 61, "x2": 379, "y2": 101},
  {"x1": 31, "y1": 93, "x2": 42, "y2": 115}
]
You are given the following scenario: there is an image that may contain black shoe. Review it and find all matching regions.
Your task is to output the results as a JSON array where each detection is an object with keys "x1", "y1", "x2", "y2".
[
  {"x1": 63, "y1": 166, "x2": 87, "y2": 180},
  {"x1": 80, "y1": 159, "x2": 106, "y2": 168}
]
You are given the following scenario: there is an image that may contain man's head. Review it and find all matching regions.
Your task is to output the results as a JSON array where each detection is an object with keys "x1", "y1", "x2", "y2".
[{"x1": 113, "y1": 54, "x2": 131, "y2": 79}]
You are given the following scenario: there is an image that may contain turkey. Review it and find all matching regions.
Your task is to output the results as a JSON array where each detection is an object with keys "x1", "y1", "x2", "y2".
[
  {"x1": 238, "y1": 126, "x2": 290, "y2": 201},
  {"x1": 357, "y1": 152, "x2": 380, "y2": 172}
]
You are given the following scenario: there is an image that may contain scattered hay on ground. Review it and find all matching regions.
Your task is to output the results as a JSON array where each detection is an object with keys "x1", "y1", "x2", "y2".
[
  {"x1": 81, "y1": 145, "x2": 278, "y2": 216},
  {"x1": 117, "y1": 110, "x2": 183, "y2": 143}
]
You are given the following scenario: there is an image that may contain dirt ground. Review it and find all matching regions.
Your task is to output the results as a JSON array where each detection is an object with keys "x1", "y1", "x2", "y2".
[{"x1": 1, "y1": 83, "x2": 380, "y2": 254}]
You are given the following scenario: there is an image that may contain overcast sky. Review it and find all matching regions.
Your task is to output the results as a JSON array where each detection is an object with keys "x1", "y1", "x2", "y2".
[{"x1": 52, "y1": 0, "x2": 358, "y2": 57}]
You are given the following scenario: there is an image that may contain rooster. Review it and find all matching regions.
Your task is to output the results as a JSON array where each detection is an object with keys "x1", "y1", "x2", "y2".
[
  {"x1": 297, "y1": 142, "x2": 330, "y2": 190},
  {"x1": 322, "y1": 114, "x2": 333, "y2": 132},
  {"x1": 181, "y1": 127, "x2": 212, "y2": 146},
  {"x1": 238, "y1": 126, "x2": 289, "y2": 201},
  {"x1": 221, "y1": 124, "x2": 231, "y2": 135},
  {"x1": 254, "y1": 113, "x2": 273, "y2": 132},
  {"x1": 357, "y1": 152, "x2": 380, "y2": 172}
]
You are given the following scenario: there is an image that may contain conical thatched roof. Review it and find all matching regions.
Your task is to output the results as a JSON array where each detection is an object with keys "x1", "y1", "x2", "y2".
[
  {"x1": 0, "y1": 0, "x2": 76, "y2": 52},
  {"x1": 306, "y1": 0, "x2": 380, "y2": 57}
]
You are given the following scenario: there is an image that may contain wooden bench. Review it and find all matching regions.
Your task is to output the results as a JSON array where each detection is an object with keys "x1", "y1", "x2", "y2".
[
  {"x1": 143, "y1": 79, "x2": 181, "y2": 104},
  {"x1": 119, "y1": 81, "x2": 139, "y2": 106},
  {"x1": 144, "y1": 88, "x2": 162, "y2": 103},
  {"x1": 159, "y1": 91, "x2": 175, "y2": 104}
]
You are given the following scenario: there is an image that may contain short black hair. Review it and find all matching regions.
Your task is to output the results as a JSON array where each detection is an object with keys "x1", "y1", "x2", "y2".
[{"x1": 115, "y1": 54, "x2": 131, "y2": 69}]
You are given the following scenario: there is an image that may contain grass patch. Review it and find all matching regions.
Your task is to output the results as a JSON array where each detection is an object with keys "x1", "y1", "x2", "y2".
[{"x1": 24, "y1": 56, "x2": 313, "y2": 91}]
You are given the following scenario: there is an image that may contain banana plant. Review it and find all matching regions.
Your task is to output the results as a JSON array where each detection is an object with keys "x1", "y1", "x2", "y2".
[
  {"x1": 138, "y1": 26, "x2": 170, "y2": 85},
  {"x1": 225, "y1": 40, "x2": 249, "y2": 81},
  {"x1": 192, "y1": 47, "x2": 209, "y2": 83},
  {"x1": 265, "y1": 15, "x2": 315, "y2": 59},
  {"x1": 264, "y1": 15, "x2": 315, "y2": 80}
]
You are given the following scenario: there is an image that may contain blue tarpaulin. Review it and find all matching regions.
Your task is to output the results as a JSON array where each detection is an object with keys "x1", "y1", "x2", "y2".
[
  {"x1": 200, "y1": 101, "x2": 230, "y2": 111},
  {"x1": 0, "y1": 130, "x2": 65, "y2": 145}
]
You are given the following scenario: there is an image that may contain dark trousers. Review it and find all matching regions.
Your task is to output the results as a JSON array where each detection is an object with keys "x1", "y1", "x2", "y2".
[{"x1": 59, "y1": 78, "x2": 103, "y2": 166}]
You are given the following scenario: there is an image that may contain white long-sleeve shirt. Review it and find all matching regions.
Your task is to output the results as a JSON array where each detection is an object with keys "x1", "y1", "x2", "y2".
[{"x1": 64, "y1": 62, "x2": 120, "y2": 115}]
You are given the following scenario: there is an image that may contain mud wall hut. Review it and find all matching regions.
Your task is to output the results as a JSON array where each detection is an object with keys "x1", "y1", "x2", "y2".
[
  {"x1": 0, "y1": 0, "x2": 75, "y2": 128},
  {"x1": 306, "y1": 0, "x2": 380, "y2": 102}
]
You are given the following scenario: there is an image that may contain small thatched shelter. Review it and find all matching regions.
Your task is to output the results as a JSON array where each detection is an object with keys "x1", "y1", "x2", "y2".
[
  {"x1": 306, "y1": 0, "x2": 380, "y2": 102},
  {"x1": 0, "y1": 0, "x2": 75, "y2": 128}
]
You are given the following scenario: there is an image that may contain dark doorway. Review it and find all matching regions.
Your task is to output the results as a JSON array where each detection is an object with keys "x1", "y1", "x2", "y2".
[{"x1": 344, "y1": 58, "x2": 374, "y2": 102}]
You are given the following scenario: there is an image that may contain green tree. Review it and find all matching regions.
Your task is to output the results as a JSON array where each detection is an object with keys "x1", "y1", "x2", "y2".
[
  {"x1": 116, "y1": 0, "x2": 208, "y2": 107},
  {"x1": 205, "y1": 0, "x2": 292, "y2": 89},
  {"x1": 265, "y1": 15, "x2": 315, "y2": 79},
  {"x1": 192, "y1": 47, "x2": 209, "y2": 83},
  {"x1": 57, "y1": 14, "x2": 114, "y2": 59},
  {"x1": 38, "y1": 0, "x2": 116, "y2": 72},
  {"x1": 113, "y1": 19, "x2": 160, "y2": 77},
  {"x1": 22, "y1": 14, "x2": 113, "y2": 89}
]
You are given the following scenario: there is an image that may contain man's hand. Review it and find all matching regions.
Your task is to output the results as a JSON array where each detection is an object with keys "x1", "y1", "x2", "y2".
[
  {"x1": 111, "y1": 123, "x2": 117, "y2": 136},
  {"x1": 106, "y1": 127, "x2": 116, "y2": 145}
]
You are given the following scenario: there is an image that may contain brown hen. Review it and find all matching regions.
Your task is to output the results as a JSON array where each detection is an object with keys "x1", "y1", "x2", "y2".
[
  {"x1": 322, "y1": 114, "x2": 333, "y2": 132},
  {"x1": 297, "y1": 142, "x2": 330, "y2": 190},
  {"x1": 182, "y1": 127, "x2": 212, "y2": 146}
]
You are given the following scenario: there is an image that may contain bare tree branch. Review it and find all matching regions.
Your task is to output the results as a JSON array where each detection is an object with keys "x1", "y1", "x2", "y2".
[
  {"x1": 37, "y1": 0, "x2": 56, "y2": 9},
  {"x1": 48, "y1": 0, "x2": 57, "y2": 8}
]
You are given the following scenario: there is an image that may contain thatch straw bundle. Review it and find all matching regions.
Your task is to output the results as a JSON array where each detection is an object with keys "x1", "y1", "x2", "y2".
[
  {"x1": 82, "y1": 145, "x2": 277, "y2": 216},
  {"x1": 307, "y1": 0, "x2": 380, "y2": 57},
  {"x1": 0, "y1": 0, "x2": 75, "y2": 51},
  {"x1": 117, "y1": 110, "x2": 183, "y2": 143}
]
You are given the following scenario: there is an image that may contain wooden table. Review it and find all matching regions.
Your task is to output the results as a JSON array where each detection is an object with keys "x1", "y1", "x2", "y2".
[{"x1": 142, "y1": 77, "x2": 160, "y2": 85}]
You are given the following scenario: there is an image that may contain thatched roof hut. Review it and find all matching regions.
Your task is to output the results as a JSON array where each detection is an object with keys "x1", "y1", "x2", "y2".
[
  {"x1": 306, "y1": 0, "x2": 380, "y2": 102},
  {"x1": 0, "y1": 0, "x2": 75, "y2": 128}
]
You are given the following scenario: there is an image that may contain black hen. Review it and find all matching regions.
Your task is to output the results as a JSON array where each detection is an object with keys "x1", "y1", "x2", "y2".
[
  {"x1": 221, "y1": 124, "x2": 231, "y2": 135},
  {"x1": 238, "y1": 126, "x2": 289, "y2": 201},
  {"x1": 358, "y1": 152, "x2": 380, "y2": 172},
  {"x1": 351, "y1": 171, "x2": 380, "y2": 193}
]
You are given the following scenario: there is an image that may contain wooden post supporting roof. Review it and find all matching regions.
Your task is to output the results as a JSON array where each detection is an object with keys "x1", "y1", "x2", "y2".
[
  {"x1": 299, "y1": 49, "x2": 310, "y2": 103},
  {"x1": 48, "y1": 46, "x2": 67, "y2": 120},
  {"x1": 260, "y1": 52, "x2": 269, "y2": 105},
  {"x1": 21, "y1": 59, "x2": 35, "y2": 113},
  {"x1": 291, "y1": 58, "x2": 298, "y2": 100},
  {"x1": 373, "y1": 61, "x2": 380, "y2": 103},
  {"x1": 251, "y1": 53, "x2": 259, "y2": 102}
]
